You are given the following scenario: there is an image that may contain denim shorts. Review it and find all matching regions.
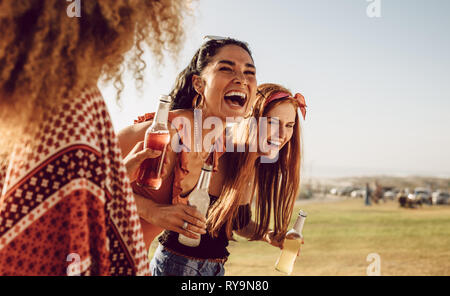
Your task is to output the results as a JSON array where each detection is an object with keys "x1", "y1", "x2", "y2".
[{"x1": 150, "y1": 244, "x2": 225, "y2": 276}]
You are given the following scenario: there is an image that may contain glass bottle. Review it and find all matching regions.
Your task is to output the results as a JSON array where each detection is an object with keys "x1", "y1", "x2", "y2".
[
  {"x1": 178, "y1": 160, "x2": 213, "y2": 247},
  {"x1": 136, "y1": 95, "x2": 171, "y2": 190},
  {"x1": 275, "y1": 210, "x2": 307, "y2": 275}
]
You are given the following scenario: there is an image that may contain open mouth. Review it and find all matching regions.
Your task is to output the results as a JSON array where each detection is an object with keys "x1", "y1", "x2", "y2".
[
  {"x1": 267, "y1": 139, "x2": 282, "y2": 147},
  {"x1": 224, "y1": 91, "x2": 247, "y2": 108}
]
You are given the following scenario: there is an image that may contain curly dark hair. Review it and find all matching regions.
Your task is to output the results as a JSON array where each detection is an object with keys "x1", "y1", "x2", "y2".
[{"x1": 170, "y1": 38, "x2": 253, "y2": 110}]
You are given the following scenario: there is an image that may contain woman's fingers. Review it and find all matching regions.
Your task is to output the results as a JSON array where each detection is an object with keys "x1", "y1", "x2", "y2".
[
  {"x1": 123, "y1": 141, "x2": 161, "y2": 182},
  {"x1": 174, "y1": 204, "x2": 207, "y2": 238},
  {"x1": 182, "y1": 220, "x2": 207, "y2": 235},
  {"x1": 131, "y1": 140, "x2": 144, "y2": 153},
  {"x1": 179, "y1": 205, "x2": 207, "y2": 234},
  {"x1": 180, "y1": 204, "x2": 207, "y2": 224},
  {"x1": 268, "y1": 231, "x2": 284, "y2": 249},
  {"x1": 175, "y1": 225, "x2": 200, "y2": 240},
  {"x1": 175, "y1": 220, "x2": 206, "y2": 240},
  {"x1": 150, "y1": 204, "x2": 206, "y2": 239},
  {"x1": 132, "y1": 141, "x2": 162, "y2": 162}
]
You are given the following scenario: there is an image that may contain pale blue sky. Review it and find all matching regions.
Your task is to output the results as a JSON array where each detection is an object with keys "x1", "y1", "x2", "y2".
[{"x1": 100, "y1": 0, "x2": 450, "y2": 178}]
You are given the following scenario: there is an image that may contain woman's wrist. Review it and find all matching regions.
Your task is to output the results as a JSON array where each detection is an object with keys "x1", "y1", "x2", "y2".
[{"x1": 133, "y1": 193, "x2": 158, "y2": 224}]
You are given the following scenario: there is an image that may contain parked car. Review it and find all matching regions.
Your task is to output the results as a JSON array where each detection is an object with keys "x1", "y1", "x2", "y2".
[
  {"x1": 413, "y1": 187, "x2": 432, "y2": 205},
  {"x1": 432, "y1": 191, "x2": 450, "y2": 205},
  {"x1": 338, "y1": 186, "x2": 357, "y2": 197},
  {"x1": 330, "y1": 188, "x2": 338, "y2": 195},
  {"x1": 351, "y1": 189, "x2": 366, "y2": 198},
  {"x1": 383, "y1": 190, "x2": 396, "y2": 200}
]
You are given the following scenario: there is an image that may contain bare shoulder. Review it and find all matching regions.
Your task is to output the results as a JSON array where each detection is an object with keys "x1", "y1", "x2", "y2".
[
  {"x1": 171, "y1": 109, "x2": 193, "y2": 117},
  {"x1": 168, "y1": 109, "x2": 195, "y2": 145},
  {"x1": 170, "y1": 109, "x2": 194, "y2": 123},
  {"x1": 118, "y1": 120, "x2": 152, "y2": 139}
]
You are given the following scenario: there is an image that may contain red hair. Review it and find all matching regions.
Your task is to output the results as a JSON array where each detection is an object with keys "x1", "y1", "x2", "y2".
[{"x1": 207, "y1": 83, "x2": 303, "y2": 240}]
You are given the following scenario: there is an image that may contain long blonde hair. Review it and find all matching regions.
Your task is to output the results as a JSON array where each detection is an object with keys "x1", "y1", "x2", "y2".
[
  {"x1": 0, "y1": 0, "x2": 189, "y2": 163},
  {"x1": 207, "y1": 83, "x2": 302, "y2": 240}
]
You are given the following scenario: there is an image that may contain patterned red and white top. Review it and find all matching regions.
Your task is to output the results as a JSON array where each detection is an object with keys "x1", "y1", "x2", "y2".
[{"x1": 0, "y1": 88, "x2": 150, "y2": 275}]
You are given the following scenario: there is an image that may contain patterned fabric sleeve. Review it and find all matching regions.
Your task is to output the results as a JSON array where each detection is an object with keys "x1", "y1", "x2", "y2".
[
  {"x1": 0, "y1": 161, "x2": 7, "y2": 197},
  {"x1": 0, "y1": 88, "x2": 149, "y2": 276}
]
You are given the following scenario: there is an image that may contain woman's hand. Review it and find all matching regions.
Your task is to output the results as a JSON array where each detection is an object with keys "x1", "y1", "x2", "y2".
[
  {"x1": 123, "y1": 141, "x2": 161, "y2": 182},
  {"x1": 263, "y1": 231, "x2": 305, "y2": 256},
  {"x1": 135, "y1": 193, "x2": 207, "y2": 239},
  {"x1": 263, "y1": 230, "x2": 284, "y2": 249},
  {"x1": 150, "y1": 203, "x2": 207, "y2": 239}
]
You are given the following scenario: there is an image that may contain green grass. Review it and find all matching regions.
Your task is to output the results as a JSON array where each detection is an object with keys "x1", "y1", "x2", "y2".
[{"x1": 149, "y1": 199, "x2": 450, "y2": 276}]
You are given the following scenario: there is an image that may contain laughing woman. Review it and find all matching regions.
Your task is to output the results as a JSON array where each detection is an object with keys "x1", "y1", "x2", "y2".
[
  {"x1": 117, "y1": 37, "x2": 258, "y2": 253},
  {"x1": 149, "y1": 83, "x2": 307, "y2": 276}
]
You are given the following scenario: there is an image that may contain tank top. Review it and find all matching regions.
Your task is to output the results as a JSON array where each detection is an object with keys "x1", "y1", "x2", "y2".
[{"x1": 159, "y1": 195, "x2": 251, "y2": 260}]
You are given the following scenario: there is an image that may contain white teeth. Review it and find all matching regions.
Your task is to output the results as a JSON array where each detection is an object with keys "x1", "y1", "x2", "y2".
[
  {"x1": 268, "y1": 140, "x2": 281, "y2": 146},
  {"x1": 225, "y1": 91, "x2": 246, "y2": 99}
]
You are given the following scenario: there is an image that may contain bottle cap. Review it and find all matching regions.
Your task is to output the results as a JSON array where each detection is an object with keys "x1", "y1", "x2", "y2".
[
  {"x1": 159, "y1": 95, "x2": 172, "y2": 103},
  {"x1": 202, "y1": 166, "x2": 213, "y2": 172},
  {"x1": 202, "y1": 157, "x2": 213, "y2": 172},
  {"x1": 299, "y1": 210, "x2": 307, "y2": 218},
  {"x1": 201, "y1": 146, "x2": 215, "y2": 172}
]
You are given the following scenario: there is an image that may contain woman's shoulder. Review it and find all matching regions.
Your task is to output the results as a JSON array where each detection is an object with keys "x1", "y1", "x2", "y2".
[
  {"x1": 118, "y1": 120, "x2": 151, "y2": 142},
  {"x1": 117, "y1": 119, "x2": 152, "y2": 157},
  {"x1": 169, "y1": 109, "x2": 194, "y2": 122}
]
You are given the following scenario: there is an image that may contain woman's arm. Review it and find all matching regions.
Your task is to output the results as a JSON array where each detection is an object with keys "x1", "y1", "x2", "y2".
[
  {"x1": 122, "y1": 140, "x2": 161, "y2": 182},
  {"x1": 120, "y1": 127, "x2": 206, "y2": 240},
  {"x1": 235, "y1": 219, "x2": 304, "y2": 256},
  {"x1": 234, "y1": 220, "x2": 281, "y2": 247},
  {"x1": 118, "y1": 121, "x2": 152, "y2": 158}
]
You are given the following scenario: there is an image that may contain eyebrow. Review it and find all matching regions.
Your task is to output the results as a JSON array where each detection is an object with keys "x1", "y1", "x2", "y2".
[
  {"x1": 267, "y1": 117, "x2": 280, "y2": 122},
  {"x1": 218, "y1": 60, "x2": 256, "y2": 69},
  {"x1": 267, "y1": 117, "x2": 295, "y2": 124}
]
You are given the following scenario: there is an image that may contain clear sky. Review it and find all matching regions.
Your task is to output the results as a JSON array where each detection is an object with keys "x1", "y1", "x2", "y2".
[{"x1": 100, "y1": 0, "x2": 450, "y2": 178}]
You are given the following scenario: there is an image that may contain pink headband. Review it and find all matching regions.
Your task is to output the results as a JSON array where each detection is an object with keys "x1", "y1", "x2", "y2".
[{"x1": 263, "y1": 92, "x2": 307, "y2": 120}]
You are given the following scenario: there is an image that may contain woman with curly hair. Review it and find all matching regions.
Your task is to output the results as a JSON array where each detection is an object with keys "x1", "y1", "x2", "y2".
[
  {"x1": 118, "y1": 37, "x2": 258, "y2": 257},
  {"x1": 0, "y1": 0, "x2": 189, "y2": 275}
]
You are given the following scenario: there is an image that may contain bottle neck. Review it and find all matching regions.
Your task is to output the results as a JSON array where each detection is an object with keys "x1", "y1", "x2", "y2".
[
  {"x1": 152, "y1": 101, "x2": 170, "y2": 128},
  {"x1": 293, "y1": 215, "x2": 306, "y2": 235},
  {"x1": 196, "y1": 167, "x2": 212, "y2": 191}
]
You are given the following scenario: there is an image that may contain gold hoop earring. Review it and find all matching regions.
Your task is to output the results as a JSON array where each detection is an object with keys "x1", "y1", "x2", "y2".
[
  {"x1": 192, "y1": 93, "x2": 199, "y2": 109},
  {"x1": 192, "y1": 93, "x2": 204, "y2": 109}
]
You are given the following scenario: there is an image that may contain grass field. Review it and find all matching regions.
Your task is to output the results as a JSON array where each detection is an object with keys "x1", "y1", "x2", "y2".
[{"x1": 149, "y1": 199, "x2": 450, "y2": 276}]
